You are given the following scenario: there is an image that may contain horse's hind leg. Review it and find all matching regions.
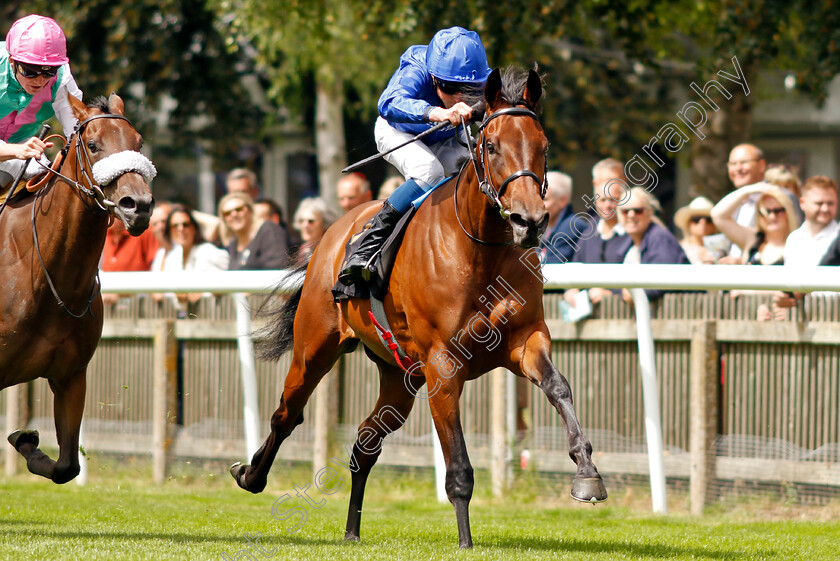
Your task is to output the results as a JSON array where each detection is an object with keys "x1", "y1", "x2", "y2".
[
  {"x1": 343, "y1": 356, "x2": 423, "y2": 542},
  {"x1": 516, "y1": 329, "x2": 607, "y2": 502},
  {"x1": 231, "y1": 331, "x2": 344, "y2": 494},
  {"x1": 8, "y1": 371, "x2": 85, "y2": 484}
]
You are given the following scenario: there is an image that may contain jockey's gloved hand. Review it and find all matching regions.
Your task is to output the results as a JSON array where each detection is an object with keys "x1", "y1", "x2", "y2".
[{"x1": 24, "y1": 154, "x2": 50, "y2": 180}]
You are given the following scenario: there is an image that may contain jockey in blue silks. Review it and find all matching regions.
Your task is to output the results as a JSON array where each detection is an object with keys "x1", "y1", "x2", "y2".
[
  {"x1": 338, "y1": 26, "x2": 492, "y2": 285},
  {"x1": 0, "y1": 15, "x2": 82, "y2": 189}
]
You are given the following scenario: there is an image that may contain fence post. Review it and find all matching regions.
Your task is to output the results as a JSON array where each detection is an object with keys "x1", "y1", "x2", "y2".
[
  {"x1": 313, "y1": 365, "x2": 338, "y2": 476},
  {"x1": 491, "y1": 367, "x2": 507, "y2": 497},
  {"x1": 4, "y1": 383, "x2": 30, "y2": 477},
  {"x1": 630, "y1": 288, "x2": 667, "y2": 514},
  {"x1": 152, "y1": 320, "x2": 178, "y2": 484},
  {"x1": 4, "y1": 386, "x2": 20, "y2": 476},
  {"x1": 690, "y1": 319, "x2": 718, "y2": 515}
]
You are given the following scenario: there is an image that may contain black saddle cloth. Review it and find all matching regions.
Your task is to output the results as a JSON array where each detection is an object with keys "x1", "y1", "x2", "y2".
[{"x1": 331, "y1": 205, "x2": 417, "y2": 303}]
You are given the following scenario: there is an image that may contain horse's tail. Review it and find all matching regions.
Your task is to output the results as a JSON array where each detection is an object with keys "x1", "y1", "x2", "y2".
[{"x1": 257, "y1": 260, "x2": 309, "y2": 361}]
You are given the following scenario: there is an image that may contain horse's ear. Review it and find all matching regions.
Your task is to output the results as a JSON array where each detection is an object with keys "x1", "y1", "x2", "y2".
[
  {"x1": 67, "y1": 93, "x2": 89, "y2": 121},
  {"x1": 484, "y1": 68, "x2": 502, "y2": 110},
  {"x1": 522, "y1": 69, "x2": 542, "y2": 110},
  {"x1": 108, "y1": 93, "x2": 125, "y2": 116}
]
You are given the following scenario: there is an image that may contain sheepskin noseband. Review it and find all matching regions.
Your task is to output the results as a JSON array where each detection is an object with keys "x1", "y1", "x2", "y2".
[{"x1": 91, "y1": 151, "x2": 157, "y2": 186}]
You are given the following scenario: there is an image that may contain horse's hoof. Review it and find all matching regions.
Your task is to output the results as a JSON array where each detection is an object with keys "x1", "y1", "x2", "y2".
[
  {"x1": 571, "y1": 477, "x2": 608, "y2": 503},
  {"x1": 230, "y1": 462, "x2": 266, "y2": 494},
  {"x1": 230, "y1": 462, "x2": 246, "y2": 484},
  {"x1": 7, "y1": 429, "x2": 39, "y2": 450},
  {"x1": 344, "y1": 532, "x2": 360, "y2": 542}
]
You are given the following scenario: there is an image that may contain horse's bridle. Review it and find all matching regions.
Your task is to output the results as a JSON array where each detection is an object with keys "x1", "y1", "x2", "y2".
[
  {"x1": 455, "y1": 106, "x2": 548, "y2": 245},
  {"x1": 44, "y1": 113, "x2": 133, "y2": 217},
  {"x1": 31, "y1": 112, "x2": 133, "y2": 318}
]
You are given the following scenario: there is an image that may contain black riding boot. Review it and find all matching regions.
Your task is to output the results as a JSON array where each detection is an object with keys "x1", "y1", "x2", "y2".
[{"x1": 338, "y1": 201, "x2": 404, "y2": 285}]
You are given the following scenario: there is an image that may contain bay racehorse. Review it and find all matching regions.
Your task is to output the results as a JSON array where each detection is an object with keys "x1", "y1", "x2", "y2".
[
  {"x1": 231, "y1": 67, "x2": 606, "y2": 547},
  {"x1": 0, "y1": 93, "x2": 154, "y2": 483}
]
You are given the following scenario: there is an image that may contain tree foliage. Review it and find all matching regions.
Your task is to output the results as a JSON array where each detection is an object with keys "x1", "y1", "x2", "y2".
[
  {"x1": 7, "y1": 1, "x2": 840, "y2": 196},
  {"x1": 6, "y1": 1, "x2": 265, "y2": 161}
]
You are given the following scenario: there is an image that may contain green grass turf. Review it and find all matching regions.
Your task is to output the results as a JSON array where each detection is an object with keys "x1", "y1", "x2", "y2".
[{"x1": 1, "y1": 455, "x2": 838, "y2": 561}]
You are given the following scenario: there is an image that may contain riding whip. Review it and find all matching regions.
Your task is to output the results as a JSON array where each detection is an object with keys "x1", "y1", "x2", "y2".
[{"x1": 342, "y1": 101, "x2": 485, "y2": 174}]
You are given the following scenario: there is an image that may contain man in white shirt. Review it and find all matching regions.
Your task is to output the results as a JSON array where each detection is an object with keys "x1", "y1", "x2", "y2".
[
  {"x1": 727, "y1": 144, "x2": 767, "y2": 226},
  {"x1": 776, "y1": 175, "x2": 839, "y2": 309}
]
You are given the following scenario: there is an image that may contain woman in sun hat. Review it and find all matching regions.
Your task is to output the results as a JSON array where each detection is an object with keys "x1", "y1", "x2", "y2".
[{"x1": 674, "y1": 196, "x2": 723, "y2": 264}]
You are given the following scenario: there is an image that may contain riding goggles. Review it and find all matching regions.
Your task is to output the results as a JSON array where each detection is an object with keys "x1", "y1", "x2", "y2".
[
  {"x1": 434, "y1": 77, "x2": 468, "y2": 96},
  {"x1": 15, "y1": 61, "x2": 60, "y2": 79}
]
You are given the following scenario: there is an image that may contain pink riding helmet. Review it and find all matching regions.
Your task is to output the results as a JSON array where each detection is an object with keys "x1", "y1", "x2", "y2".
[{"x1": 6, "y1": 15, "x2": 69, "y2": 66}]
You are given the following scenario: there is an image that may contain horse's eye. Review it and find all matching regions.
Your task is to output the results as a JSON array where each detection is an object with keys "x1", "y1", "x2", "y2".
[
  {"x1": 486, "y1": 142, "x2": 496, "y2": 155},
  {"x1": 87, "y1": 141, "x2": 99, "y2": 153}
]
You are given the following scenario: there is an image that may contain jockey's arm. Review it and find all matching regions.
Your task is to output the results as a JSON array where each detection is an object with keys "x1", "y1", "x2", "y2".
[
  {"x1": 378, "y1": 61, "x2": 437, "y2": 125},
  {"x1": 0, "y1": 137, "x2": 50, "y2": 162},
  {"x1": 51, "y1": 66, "x2": 84, "y2": 135}
]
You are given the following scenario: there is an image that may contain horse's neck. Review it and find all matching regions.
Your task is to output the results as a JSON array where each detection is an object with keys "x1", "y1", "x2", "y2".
[{"x1": 449, "y1": 167, "x2": 513, "y2": 265}]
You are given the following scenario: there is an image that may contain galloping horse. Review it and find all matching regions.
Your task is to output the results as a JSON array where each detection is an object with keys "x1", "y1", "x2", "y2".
[
  {"x1": 231, "y1": 68, "x2": 606, "y2": 547},
  {"x1": 0, "y1": 93, "x2": 154, "y2": 484}
]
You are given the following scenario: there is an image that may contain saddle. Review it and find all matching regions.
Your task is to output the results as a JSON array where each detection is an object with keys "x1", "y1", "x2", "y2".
[
  {"x1": 0, "y1": 153, "x2": 62, "y2": 208},
  {"x1": 0, "y1": 178, "x2": 34, "y2": 207},
  {"x1": 331, "y1": 175, "x2": 453, "y2": 373},
  {"x1": 331, "y1": 175, "x2": 451, "y2": 303}
]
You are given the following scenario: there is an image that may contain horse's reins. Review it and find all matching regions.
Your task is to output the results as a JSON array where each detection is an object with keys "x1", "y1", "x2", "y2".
[
  {"x1": 454, "y1": 106, "x2": 548, "y2": 245},
  {"x1": 30, "y1": 113, "x2": 132, "y2": 318}
]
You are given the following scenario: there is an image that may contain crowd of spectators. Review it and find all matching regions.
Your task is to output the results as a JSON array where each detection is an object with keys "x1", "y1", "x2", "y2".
[
  {"x1": 98, "y1": 168, "x2": 398, "y2": 306},
  {"x1": 100, "y1": 143, "x2": 840, "y2": 321},
  {"x1": 555, "y1": 144, "x2": 839, "y2": 321}
]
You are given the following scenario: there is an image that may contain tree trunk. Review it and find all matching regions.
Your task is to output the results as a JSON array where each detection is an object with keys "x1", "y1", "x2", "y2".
[
  {"x1": 315, "y1": 73, "x2": 347, "y2": 212},
  {"x1": 689, "y1": 68, "x2": 755, "y2": 202}
]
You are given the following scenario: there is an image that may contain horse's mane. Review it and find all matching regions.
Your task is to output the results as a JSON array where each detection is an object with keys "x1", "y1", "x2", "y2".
[
  {"x1": 498, "y1": 65, "x2": 545, "y2": 111},
  {"x1": 88, "y1": 96, "x2": 111, "y2": 113}
]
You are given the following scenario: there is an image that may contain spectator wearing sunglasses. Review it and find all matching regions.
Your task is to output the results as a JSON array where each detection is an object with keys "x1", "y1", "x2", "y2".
[
  {"x1": 673, "y1": 197, "x2": 724, "y2": 264},
  {"x1": 338, "y1": 26, "x2": 492, "y2": 286},
  {"x1": 615, "y1": 187, "x2": 689, "y2": 303},
  {"x1": 157, "y1": 204, "x2": 229, "y2": 306},
  {"x1": 0, "y1": 15, "x2": 82, "y2": 189},
  {"x1": 712, "y1": 183, "x2": 799, "y2": 266},
  {"x1": 218, "y1": 193, "x2": 289, "y2": 271}
]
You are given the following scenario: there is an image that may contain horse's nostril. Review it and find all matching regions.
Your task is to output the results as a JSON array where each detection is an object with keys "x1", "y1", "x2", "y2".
[
  {"x1": 119, "y1": 197, "x2": 137, "y2": 211},
  {"x1": 510, "y1": 214, "x2": 528, "y2": 229}
]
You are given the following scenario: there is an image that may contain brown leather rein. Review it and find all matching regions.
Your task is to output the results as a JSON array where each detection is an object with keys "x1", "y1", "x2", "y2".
[{"x1": 27, "y1": 113, "x2": 132, "y2": 318}]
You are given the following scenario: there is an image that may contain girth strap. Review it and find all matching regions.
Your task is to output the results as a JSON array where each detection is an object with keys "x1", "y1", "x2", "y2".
[{"x1": 368, "y1": 295, "x2": 420, "y2": 375}]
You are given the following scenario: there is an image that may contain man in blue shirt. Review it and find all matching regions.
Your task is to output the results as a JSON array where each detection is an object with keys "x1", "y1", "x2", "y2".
[
  {"x1": 540, "y1": 171, "x2": 580, "y2": 264},
  {"x1": 338, "y1": 27, "x2": 492, "y2": 286}
]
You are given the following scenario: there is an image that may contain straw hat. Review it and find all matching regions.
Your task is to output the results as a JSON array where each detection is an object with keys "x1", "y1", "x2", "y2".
[{"x1": 674, "y1": 196, "x2": 715, "y2": 234}]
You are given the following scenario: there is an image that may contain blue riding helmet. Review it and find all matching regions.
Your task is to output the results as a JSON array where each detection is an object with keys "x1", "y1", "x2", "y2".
[{"x1": 426, "y1": 27, "x2": 492, "y2": 84}]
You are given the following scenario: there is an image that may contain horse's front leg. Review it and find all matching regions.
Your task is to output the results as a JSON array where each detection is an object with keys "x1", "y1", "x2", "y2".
[
  {"x1": 427, "y1": 373, "x2": 474, "y2": 548},
  {"x1": 514, "y1": 328, "x2": 607, "y2": 503},
  {"x1": 8, "y1": 371, "x2": 86, "y2": 484}
]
